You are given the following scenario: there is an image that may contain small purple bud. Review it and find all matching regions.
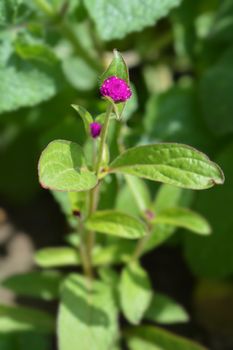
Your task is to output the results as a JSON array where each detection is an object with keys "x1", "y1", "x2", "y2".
[
  {"x1": 90, "y1": 122, "x2": 102, "y2": 138},
  {"x1": 100, "y1": 76, "x2": 132, "y2": 103},
  {"x1": 145, "y1": 209, "x2": 155, "y2": 221},
  {"x1": 73, "y1": 210, "x2": 81, "y2": 217}
]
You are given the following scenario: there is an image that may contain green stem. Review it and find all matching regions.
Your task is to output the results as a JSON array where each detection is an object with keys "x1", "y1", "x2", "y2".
[
  {"x1": 132, "y1": 223, "x2": 153, "y2": 260},
  {"x1": 34, "y1": 0, "x2": 55, "y2": 17},
  {"x1": 96, "y1": 103, "x2": 113, "y2": 176},
  {"x1": 85, "y1": 188, "x2": 98, "y2": 270},
  {"x1": 85, "y1": 103, "x2": 113, "y2": 272},
  {"x1": 78, "y1": 220, "x2": 93, "y2": 279}
]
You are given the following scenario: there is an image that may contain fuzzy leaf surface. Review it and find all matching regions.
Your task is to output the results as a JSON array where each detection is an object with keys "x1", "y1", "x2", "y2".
[
  {"x1": 39, "y1": 140, "x2": 97, "y2": 192},
  {"x1": 109, "y1": 144, "x2": 224, "y2": 190}
]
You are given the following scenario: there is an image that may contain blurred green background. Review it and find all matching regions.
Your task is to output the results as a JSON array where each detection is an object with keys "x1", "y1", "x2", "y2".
[{"x1": 0, "y1": 0, "x2": 233, "y2": 349}]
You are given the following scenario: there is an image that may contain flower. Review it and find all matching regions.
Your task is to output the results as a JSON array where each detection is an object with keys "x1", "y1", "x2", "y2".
[
  {"x1": 100, "y1": 76, "x2": 132, "y2": 103},
  {"x1": 90, "y1": 122, "x2": 102, "y2": 138}
]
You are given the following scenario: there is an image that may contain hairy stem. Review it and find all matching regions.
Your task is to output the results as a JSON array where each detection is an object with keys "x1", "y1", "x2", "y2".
[
  {"x1": 85, "y1": 185, "x2": 98, "y2": 271},
  {"x1": 85, "y1": 103, "x2": 113, "y2": 274},
  {"x1": 78, "y1": 220, "x2": 93, "y2": 279},
  {"x1": 96, "y1": 103, "x2": 113, "y2": 176},
  {"x1": 132, "y1": 223, "x2": 153, "y2": 260}
]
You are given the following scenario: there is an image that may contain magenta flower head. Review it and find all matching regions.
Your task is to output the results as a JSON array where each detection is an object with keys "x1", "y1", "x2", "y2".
[
  {"x1": 90, "y1": 122, "x2": 102, "y2": 138},
  {"x1": 100, "y1": 76, "x2": 132, "y2": 103}
]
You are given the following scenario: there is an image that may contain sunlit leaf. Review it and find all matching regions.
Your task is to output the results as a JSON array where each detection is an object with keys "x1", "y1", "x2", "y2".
[
  {"x1": 71, "y1": 105, "x2": 93, "y2": 135},
  {"x1": 2, "y1": 271, "x2": 62, "y2": 300},
  {"x1": 154, "y1": 207, "x2": 211, "y2": 235},
  {"x1": 100, "y1": 49, "x2": 129, "y2": 84},
  {"x1": 84, "y1": 0, "x2": 182, "y2": 41},
  {"x1": 120, "y1": 261, "x2": 152, "y2": 324},
  {"x1": 126, "y1": 325, "x2": 207, "y2": 350},
  {"x1": 125, "y1": 175, "x2": 151, "y2": 212},
  {"x1": 145, "y1": 292, "x2": 189, "y2": 324},
  {"x1": 85, "y1": 210, "x2": 147, "y2": 239},
  {"x1": 0, "y1": 305, "x2": 54, "y2": 334},
  {"x1": 58, "y1": 274, "x2": 118, "y2": 350},
  {"x1": 109, "y1": 143, "x2": 224, "y2": 190},
  {"x1": 38, "y1": 140, "x2": 98, "y2": 192},
  {"x1": 35, "y1": 247, "x2": 81, "y2": 268}
]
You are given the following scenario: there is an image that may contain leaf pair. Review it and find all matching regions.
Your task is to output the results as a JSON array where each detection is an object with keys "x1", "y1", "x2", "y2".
[{"x1": 39, "y1": 141, "x2": 224, "y2": 192}]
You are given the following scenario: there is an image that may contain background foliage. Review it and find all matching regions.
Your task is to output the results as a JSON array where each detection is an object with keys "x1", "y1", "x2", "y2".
[{"x1": 0, "y1": 0, "x2": 232, "y2": 349}]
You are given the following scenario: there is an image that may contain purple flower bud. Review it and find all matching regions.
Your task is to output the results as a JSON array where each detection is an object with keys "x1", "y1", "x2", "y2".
[
  {"x1": 90, "y1": 122, "x2": 102, "y2": 138},
  {"x1": 144, "y1": 209, "x2": 155, "y2": 221},
  {"x1": 100, "y1": 76, "x2": 132, "y2": 103},
  {"x1": 73, "y1": 210, "x2": 81, "y2": 217}
]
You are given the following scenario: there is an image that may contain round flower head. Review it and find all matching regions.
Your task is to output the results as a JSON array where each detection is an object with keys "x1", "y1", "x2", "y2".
[
  {"x1": 90, "y1": 122, "x2": 102, "y2": 138},
  {"x1": 100, "y1": 76, "x2": 132, "y2": 103}
]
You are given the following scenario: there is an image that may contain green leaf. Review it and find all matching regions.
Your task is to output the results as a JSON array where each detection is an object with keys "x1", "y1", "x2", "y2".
[
  {"x1": 116, "y1": 183, "x2": 143, "y2": 217},
  {"x1": 146, "y1": 184, "x2": 193, "y2": 252},
  {"x1": 35, "y1": 247, "x2": 80, "y2": 268},
  {"x1": 71, "y1": 105, "x2": 93, "y2": 136},
  {"x1": 35, "y1": 244, "x2": 132, "y2": 268},
  {"x1": 2, "y1": 271, "x2": 62, "y2": 300},
  {"x1": 14, "y1": 38, "x2": 58, "y2": 65},
  {"x1": 0, "y1": 54, "x2": 63, "y2": 113},
  {"x1": 125, "y1": 175, "x2": 151, "y2": 212},
  {"x1": 93, "y1": 242, "x2": 134, "y2": 266},
  {"x1": 65, "y1": 233, "x2": 80, "y2": 247},
  {"x1": 38, "y1": 140, "x2": 98, "y2": 192},
  {"x1": 103, "y1": 96, "x2": 121, "y2": 120},
  {"x1": 95, "y1": 112, "x2": 116, "y2": 124},
  {"x1": 98, "y1": 267, "x2": 119, "y2": 286},
  {"x1": 85, "y1": 210, "x2": 147, "y2": 239},
  {"x1": 126, "y1": 326, "x2": 207, "y2": 350},
  {"x1": 83, "y1": 0, "x2": 182, "y2": 41},
  {"x1": 0, "y1": 304, "x2": 54, "y2": 334},
  {"x1": 154, "y1": 184, "x2": 192, "y2": 213},
  {"x1": 120, "y1": 261, "x2": 152, "y2": 324},
  {"x1": 154, "y1": 207, "x2": 211, "y2": 235},
  {"x1": 63, "y1": 57, "x2": 97, "y2": 91},
  {"x1": 147, "y1": 225, "x2": 176, "y2": 252},
  {"x1": 58, "y1": 274, "x2": 118, "y2": 350},
  {"x1": 100, "y1": 49, "x2": 129, "y2": 84},
  {"x1": 0, "y1": 0, "x2": 20, "y2": 26},
  {"x1": 109, "y1": 143, "x2": 224, "y2": 190},
  {"x1": 145, "y1": 292, "x2": 189, "y2": 324}
]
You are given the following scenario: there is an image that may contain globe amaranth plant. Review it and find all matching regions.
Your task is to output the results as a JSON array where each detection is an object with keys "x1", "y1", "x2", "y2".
[{"x1": 4, "y1": 50, "x2": 225, "y2": 350}]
